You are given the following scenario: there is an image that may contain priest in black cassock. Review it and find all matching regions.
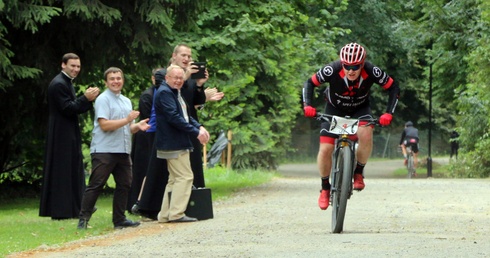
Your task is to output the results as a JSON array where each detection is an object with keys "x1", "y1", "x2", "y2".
[{"x1": 39, "y1": 53, "x2": 99, "y2": 220}]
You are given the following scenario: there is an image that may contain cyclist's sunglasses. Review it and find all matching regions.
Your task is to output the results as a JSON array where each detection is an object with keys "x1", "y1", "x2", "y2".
[{"x1": 342, "y1": 64, "x2": 362, "y2": 71}]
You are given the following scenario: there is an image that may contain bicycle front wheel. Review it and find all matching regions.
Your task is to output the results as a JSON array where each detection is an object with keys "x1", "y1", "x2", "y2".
[{"x1": 331, "y1": 146, "x2": 353, "y2": 233}]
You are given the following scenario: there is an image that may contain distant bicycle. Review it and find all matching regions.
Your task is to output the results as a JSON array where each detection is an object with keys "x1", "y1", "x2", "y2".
[
  {"x1": 405, "y1": 145, "x2": 416, "y2": 178},
  {"x1": 314, "y1": 113, "x2": 378, "y2": 233}
]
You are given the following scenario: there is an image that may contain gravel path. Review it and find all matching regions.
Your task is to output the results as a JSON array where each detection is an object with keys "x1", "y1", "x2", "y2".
[{"x1": 11, "y1": 158, "x2": 490, "y2": 257}]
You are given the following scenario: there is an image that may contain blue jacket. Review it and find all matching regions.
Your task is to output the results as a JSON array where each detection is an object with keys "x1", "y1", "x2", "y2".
[{"x1": 154, "y1": 81, "x2": 201, "y2": 151}]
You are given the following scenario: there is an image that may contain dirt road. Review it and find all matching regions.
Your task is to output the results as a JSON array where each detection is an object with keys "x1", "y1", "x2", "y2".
[{"x1": 11, "y1": 158, "x2": 490, "y2": 257}]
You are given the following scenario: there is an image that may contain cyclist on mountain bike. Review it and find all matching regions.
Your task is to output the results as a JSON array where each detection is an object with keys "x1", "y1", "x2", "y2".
[
  {"x1": 400, "y1": 121, "x2": 419, "y2": 169},
  {"x1": 302, "y1": 42, "x2": 400, "y2": 210}
]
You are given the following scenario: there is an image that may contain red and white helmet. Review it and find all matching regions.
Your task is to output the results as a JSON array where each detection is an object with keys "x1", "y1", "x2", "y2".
[{"x1": 339, "y1": 42, "x2": 366, "y2": 65}]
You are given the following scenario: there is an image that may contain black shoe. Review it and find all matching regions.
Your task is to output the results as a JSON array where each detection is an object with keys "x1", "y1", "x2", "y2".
[
  {"x1": 114, "y1": 219, "x2": 141, "y2": 229},
  {"x1": 77, "y1": 219, "x2": 88, "y2": 230},
  {"x1": 169, "y1": 216, "x2": 198, "y2": 223}
]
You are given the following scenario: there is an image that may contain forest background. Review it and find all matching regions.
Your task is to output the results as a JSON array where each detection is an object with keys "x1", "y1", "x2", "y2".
[{"x1": 1, "y1": 0, "x2": 489, "y2": 194}]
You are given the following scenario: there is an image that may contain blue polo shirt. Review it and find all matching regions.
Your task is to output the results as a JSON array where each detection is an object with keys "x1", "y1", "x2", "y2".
[{"x1": 90, "y1": 89, "x2": 133, "y2": 154}]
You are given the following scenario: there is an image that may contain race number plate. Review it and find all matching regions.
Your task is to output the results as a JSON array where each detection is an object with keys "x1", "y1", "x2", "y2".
[{"x1": 329, "y1": 116, "x2": 359, "y2": 135}]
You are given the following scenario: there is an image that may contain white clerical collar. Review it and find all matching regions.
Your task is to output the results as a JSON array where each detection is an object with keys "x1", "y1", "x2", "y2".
[{"x1": 61, "y1": 71, "x2": 75, "y2": 80}]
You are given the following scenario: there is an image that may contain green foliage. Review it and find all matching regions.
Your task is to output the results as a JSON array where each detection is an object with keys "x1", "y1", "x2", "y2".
[
  {"x1": 63, "y1": 0, "x2": 121, "y2": 25},
  {"x1": 453, "y1": 0, "x2": 490, "y2": 177},
  {"x1": 205, "y1": 166, "x2": 277, "y2": 198},
  {"x1": 179, "y1": 0, "x2": 348, "y2": 169},
  {"x1": 3, "y1": 1, "x2": 61, "y2": 33},
  {"x1": 335, "y1": 0, "x2": 423, "y2": 126},
  {"x1": 449, "y1": 151, "x2": 490, "y2": 178},
  {"x1": 398, "y1": 0, "x2": 481, "y2": 127}
]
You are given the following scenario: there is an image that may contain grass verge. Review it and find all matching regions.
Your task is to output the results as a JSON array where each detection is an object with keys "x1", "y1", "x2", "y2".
[
  {"x1": 393, "y1": 159, "x2": 451, "y2": 178},
  {"x1": 0, "y1": 167, "x2": 276, "y2": 257}
]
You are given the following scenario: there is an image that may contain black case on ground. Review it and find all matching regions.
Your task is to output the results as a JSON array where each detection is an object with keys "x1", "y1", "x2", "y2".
[{"x1": 169, "y1": 188, "x2": 214, "y2": 220}]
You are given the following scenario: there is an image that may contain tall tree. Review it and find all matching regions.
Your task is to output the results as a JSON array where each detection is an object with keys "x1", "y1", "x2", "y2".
[
  {"x1": 175, "y1": 0, "x2": 349, "y2": 169},
  {"x1": 454, "y1": 0, "x2": 490, "y2": 177},
  {"x1": 334, "y1": 0, "x2": 425, "y2": 128}
]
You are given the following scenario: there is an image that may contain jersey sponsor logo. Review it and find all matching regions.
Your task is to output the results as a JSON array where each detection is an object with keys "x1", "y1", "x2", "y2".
[
  {"x1": 373, "y1": 67, "x2": 382, "y2": 78},
  {"x1": 323, "y1": 66, "x2": 333, "y2": 76},
  {"x1": 335, "y1": 93, "x2": 353, "y2": 99},
  {"x1": 340, "y1": 99, "x2": 366, "y2": 107},
  {"x1": 341, "y1": 91, "x2": 356, "y2": 97},
  {"x1": 379, "y1": 74, "x2": 387, "y2": 84}
]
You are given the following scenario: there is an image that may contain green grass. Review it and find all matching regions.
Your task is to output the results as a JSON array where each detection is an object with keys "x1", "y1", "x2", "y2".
[
  {"x1": 393, "y1": 159, "x2": 451, "y2": 178},
  {"x1": 0, "y1": 167, "x2": 276, "y2": 257},
  {"x1": 205, "y1": 166, "x2": 278, "y2": 198}
]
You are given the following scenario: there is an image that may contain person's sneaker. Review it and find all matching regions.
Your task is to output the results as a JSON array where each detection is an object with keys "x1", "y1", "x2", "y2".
[
  {"x1": 353, "y1": 174, "x2": 365, "y2": 190},
  {"x1": 318, "y1": 189, "x2": 330, "y2": 210},
  {"x1": 169, "y1": 215, "x2": 198, "y2": 223},
  {"x1": 114, "y1": 219, "x2": 141, "y2": 229},
  {"x1": 77, "y1": 219, "x2": 88, "y2": 230},
  {"x1": 131, "y1": 203, "x2": 140, "y2": 215}
]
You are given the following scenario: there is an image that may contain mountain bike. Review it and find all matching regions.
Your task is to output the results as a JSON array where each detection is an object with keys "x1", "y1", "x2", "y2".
[
  {"x1": 315, "y1": 113, "x2": 378, "y2": 233},
  {"x1": 406, "y1": 145, "x2": 416, "y2": 178}
]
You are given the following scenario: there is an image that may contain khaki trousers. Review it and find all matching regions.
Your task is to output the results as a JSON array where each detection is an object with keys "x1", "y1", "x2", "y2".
[{"x1": 157, "y1": 152, "x2": 194, "y2": 222}]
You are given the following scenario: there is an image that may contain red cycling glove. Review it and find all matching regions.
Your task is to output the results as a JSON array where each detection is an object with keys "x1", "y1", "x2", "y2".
[
  {"x1": 303, "y1": 106, "x2": 316, "y2": 117},
  {"x1": 379, "y1": 113, "x2": 393, "y2": 126}
]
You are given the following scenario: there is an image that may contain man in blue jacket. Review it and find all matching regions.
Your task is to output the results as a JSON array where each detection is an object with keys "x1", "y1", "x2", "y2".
[{"x1": 155, "y1": 64, "x2": 210, "y2": 223}]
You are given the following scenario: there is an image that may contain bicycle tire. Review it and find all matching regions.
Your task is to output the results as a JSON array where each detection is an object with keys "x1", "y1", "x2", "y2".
[
  {"x1": 331, "y1": 146, "x2": 353, "y2": 233},
  {"x1": 407, "y1": 154, "x2": 415, "y2": 178},
  {"x1": 330, "y1": 148, "x2": 342, "y2": 232}
]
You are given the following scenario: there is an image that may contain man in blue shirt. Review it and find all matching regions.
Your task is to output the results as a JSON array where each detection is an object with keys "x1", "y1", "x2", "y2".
[{"x1": 77, "y1": 67, "x2": 151, "y2": 230}]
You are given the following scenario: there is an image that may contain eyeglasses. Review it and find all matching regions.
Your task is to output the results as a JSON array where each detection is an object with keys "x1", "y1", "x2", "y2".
[
  {"x1": 342, "y1": 64, "x2": 362, "y2": 71},
  {"x1": 168, "y1": 76, "x2": 184, "y2": 81}
]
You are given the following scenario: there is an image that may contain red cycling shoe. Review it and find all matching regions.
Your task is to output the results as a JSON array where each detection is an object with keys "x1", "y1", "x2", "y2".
[
  {"x1": 353, "y1": 174, "x2": 365, "y2": 190},
  {"x1": 318, "y1": 189, "x2": 330, "y2": 210}
]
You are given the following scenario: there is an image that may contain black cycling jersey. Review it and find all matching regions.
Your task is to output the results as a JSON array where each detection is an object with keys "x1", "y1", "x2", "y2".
[
  {"x1": 400, "y1": 126, "x2": 419, "y2": 145},
  {"x1": 302, "y1": 60, "x2": 399, "y2": 114}
]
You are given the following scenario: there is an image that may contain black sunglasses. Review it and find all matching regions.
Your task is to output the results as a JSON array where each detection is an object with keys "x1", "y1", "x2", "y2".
[{"x1": 342, "y1": 64, "x2": 362, "y2": 71}]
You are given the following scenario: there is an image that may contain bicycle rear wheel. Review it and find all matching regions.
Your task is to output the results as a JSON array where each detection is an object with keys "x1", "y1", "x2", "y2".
[
  {"x1": 331, "y1": 146, "x2": 353, "y2": 233},
  {"x1": 407, "y1": 154, "x2": 414, "y2": 178}
]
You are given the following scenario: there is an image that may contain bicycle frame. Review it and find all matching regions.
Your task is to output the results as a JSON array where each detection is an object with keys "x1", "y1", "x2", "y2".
[{"x1": 406, "y1": 146, "x2": 415, "y2": 178}]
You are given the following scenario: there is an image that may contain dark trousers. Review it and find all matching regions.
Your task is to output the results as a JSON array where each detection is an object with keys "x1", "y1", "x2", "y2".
[
  {"x1": 79, "y1": 153, "x2": 132, "y2": 225},
  {"x1": 190, "y1": 136, "x2": 205, "y2": 187},
  {"x1": 450, "y1": 143, "x2": 459, "y2": 159}
]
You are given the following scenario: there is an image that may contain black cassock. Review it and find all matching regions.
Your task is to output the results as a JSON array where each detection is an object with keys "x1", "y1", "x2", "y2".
[
  {"x1": 39, "y1": 72, "x2": 92, "y2": 219},
  {"x1": 126, "y1": 85, "x2": 155, "y2": 212}
]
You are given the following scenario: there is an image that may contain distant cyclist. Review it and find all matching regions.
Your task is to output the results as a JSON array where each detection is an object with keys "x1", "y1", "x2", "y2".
[
  {"x1": 400, "y1": 121, "x2": 419, "y2": 170},
  {"x1": 302, "y1": 42, "x2": 400, "y2": 210}
]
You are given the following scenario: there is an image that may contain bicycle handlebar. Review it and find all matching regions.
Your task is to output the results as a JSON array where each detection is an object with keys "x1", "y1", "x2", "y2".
[{"x1": 314, "y1": 112, "x2": 379, "y2": 127}]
